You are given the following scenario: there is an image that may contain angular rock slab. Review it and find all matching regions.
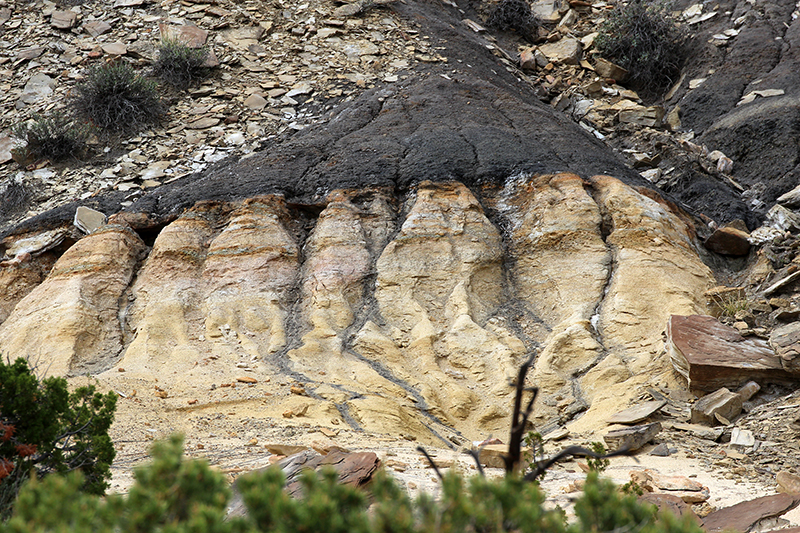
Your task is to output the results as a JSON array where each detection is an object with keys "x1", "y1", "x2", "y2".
[
  {"x1": 667, "y1": 315, "x2": 794, "y2": 392},
  {"x1": 702, "y1": 493, "x2": 800, "y2": 533}
]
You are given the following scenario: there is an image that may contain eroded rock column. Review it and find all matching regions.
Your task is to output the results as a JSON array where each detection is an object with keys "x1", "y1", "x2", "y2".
[{"x1": 0, "y1": 225, "x2": 144, "y2": 376}]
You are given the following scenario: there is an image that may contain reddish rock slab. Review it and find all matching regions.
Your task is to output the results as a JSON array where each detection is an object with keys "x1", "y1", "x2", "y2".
[
  {"x1": 638, "y1": 493, "x2": 700, "y2": 524},
  {"x1": 702, "y1": 493, "x2": 800, "y2": 533},
  {"x1": 667, "y1": 315, "x2": 794, "y2": 392}
]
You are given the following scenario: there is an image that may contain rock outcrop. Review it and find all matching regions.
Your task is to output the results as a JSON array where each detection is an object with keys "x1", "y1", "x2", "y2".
[{"x1": 0, "y1": 174, "x2": 714, "y2": 444}]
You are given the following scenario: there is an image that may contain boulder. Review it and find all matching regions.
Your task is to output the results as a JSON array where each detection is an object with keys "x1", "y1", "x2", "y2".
[
  {"x1": 704, "y1": 226, "x2": 752, "y2": 256},
  {"x1": 667, "y1": 315, "x2": 793, "y2": 392}
]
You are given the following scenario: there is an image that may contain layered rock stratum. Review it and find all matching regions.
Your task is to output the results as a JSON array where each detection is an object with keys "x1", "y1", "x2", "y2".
[{"x1": 0, "y1": 172, "x2": 715, "y2": 446}]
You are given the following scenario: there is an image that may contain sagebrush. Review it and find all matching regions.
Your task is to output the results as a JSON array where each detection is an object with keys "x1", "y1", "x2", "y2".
[
  {"x1": 486, "y1": 0, "x2": 541, "y2": 43},
  {"x1": 5, "y1": 434, "x2": 705, "y2": 533},
  {"x1": 595, "y1": 0, "x2": 689, "y2": 97},
  {"x1": 152, "y1": 39, "x2": 211, "y2": 90},
  {"x1": 72, "y1": 61, "x2": 163, "y2": 134},
  {"x1": 0, "y1": 357, "x2": 116, "y2": 519},
  {"x1": 11, "y1": 113, "x2": 92, "y2": 163}
]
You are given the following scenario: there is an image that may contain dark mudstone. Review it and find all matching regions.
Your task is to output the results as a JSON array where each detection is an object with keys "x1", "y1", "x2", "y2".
[
  {"x1": 665, "y1": 0, "x2": 800, "y2": 214},
  {"x1": 0, "y1": 0, "x2": 755, "y2": 239}
]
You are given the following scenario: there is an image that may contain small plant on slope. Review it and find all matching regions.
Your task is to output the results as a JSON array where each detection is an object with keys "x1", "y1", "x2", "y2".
[
  {"x1": 595, "y1": 0, "x2": 689, "y2": 97},
  {"x1": 152, "y1": 38, "x2": 211, "y2": 90},
  {"x1": 486, "y1": 0, "x2": 541, "y2": 43},
  {"x1": 72, "y1": 61, "x2": 163, "y2": 134},
  {"x1": 11, "y1": 113, "x2": 93, "y2": 164}
]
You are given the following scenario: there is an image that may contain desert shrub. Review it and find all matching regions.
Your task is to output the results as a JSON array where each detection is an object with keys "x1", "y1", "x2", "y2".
[
  {"x1": 487, "y1": 0, "x2": 541, "y2": 42},
  {"x1": 595, "y1": 0, "x2": 689, "y2": 97},
  {"x1": 72, "y1": 61, "x2": 163, "y2": 134},
  {"x1": 0, "y1": 357, "x2": 116, "y2": 519},
  {"x1": 11, "y1": 113, "x2": 92, "y2": 163},
  {"x1": 5, "y1": 434, "x2": 706, "y2": 533},
  {"x1": 0, "y1": 177, "x2": 28, "y2": 219},
  {"x1": 152, "y1": 39, "x2": 211, "y2": 90}
]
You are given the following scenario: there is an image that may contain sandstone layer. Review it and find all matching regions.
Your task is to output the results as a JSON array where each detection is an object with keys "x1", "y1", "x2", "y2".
[{"x1": 0, "y1": 174, "x2": 714, "y2": 445}]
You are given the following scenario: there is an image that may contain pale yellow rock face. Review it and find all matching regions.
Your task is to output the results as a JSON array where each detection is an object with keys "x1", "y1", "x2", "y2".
[
  {"x1": 0, "y1": 225, "x2": 144, "y2": 376},
  {"x1": 0, "y1": 175, "x2": 716, "y2": 443}
]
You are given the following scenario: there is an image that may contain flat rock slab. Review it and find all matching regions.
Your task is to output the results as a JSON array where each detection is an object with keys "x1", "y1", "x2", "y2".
[
  {"x1": 604, "y1": 422, "x2": 661, "y2": 451},
  {"x1": 607, "y1": 400, "x2": 666, "y2": 424},
  {"x1": 667, "y1": 315, "x2": 794, "y2": 392},
  {"x1": 702, "y1": 493, "x2": 800, "y2": 533}
]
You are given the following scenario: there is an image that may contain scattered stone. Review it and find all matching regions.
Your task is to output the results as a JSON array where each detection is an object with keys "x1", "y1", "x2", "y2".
[
  {"x1": 74, "y1": 206, "x2": 107, "y2": 234},
  {"x1": 639, "y1": 493, "x2": 700, "y2": 522},
  {"x1": 519, "y1": 48, "x2": 538, "y2": 70},
  {"x1": 607, "y1": 400, "x2": 666, "y2": 424},
  {"x1": 603, "y1": 422, "x2": 661, "y2": 452},
  {"x1": 737, "y1": 89, "x2": 785, "y2": 107},
  {"x1": 690, "y1": 383, "x2": 758, "y2": 426},
  {"x1": 618, "y1": 106, "x2": 665, "y2": 127},
  {"x1": 593, "y1": 57, "x2": 628, "y2": 81},
  {"x1": 18, "y1": 73, "x2": 55, "y2": 107},
  {"x1": 777, "y1": 183, "x2": 800, "y2": 208},
  {"x1": 766, "y1": 273, "x2": 800, "y2": 300},
  {"x1": 83, "y1": 20, "x2": 112, "y2": 37},
  {"x1": 531, "y1": 0, "x2": 568, "y2": 23},
  {"x1": 266, "y1": 444, "x2": 308, "y2": 456},
  {"x1": 667, "y1": 315, "x2": 793, "y2": 392},
  {"x1": 778, "y1": 471, "x2": 800, "y2": 495},
  {"x1": 769, "y1": 322, "x2": 800, "y2": 373},
  {"x1": 649, "y1": 443, "x2": 671, "y2": 456},
  {"x1": 50, "y1": 10, "x2": 77, "y2": 30},
  {"x1": 0, "y1": 137, "x2": 14, "y2": 165},
  {"x1": 730, "y1": 427, "x2": 755, "y2": 448},
  {"x1": 477, "y1": 444, "x2": 511, "y2": 469},
  {"x1": 236, "y1": 376, "x2": 257, "y2": 384},
  {"x1": 101, "y1": 42, "x2": 127, "y2": 56},
  {"x1": 4, "y1": 228, "x2": 68, "y2": 258},
  {"x1": 538, "y1": 38, "x2": 582, "y2": 66},
  {"x1": 667, "y1": 421, "x2": 724, "y2": 441},
  {"x1": 244, "y1": 94, "x2": 267, "y2": 110},
  {"x1": 16, "y1": 47, "x2": 45, "y2": 61},
  {"x1": 187, "y1": 117, "x2": 220, "y2": 130}
]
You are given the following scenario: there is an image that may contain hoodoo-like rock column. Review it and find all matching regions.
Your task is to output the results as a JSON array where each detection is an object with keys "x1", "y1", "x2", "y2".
[{"x1": 0, "y1": 224, "x2": 144, "y2": 376}]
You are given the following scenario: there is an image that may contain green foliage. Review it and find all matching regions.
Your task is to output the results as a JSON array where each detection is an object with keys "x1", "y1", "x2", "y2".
[
  {"x1": 0, "y1": 357, "x2": 116, "y2": 519},
  {"x1": 585, "y1": 442, "x2": 610, "y2": 473},
  {"x1": 72, "y1": 61, "x2": 163, "y2": 134},
  {"x1": 11, "y1": 113, "x2": 93, "y2": 163},
  {"x1": 522, "y1": 431, "x2": 545, "y2": 475},
  {"x1": 3, "y1": 434, "x2": 706, "y2": 533},
  {"x1": 486, "y1": 0, "x2": 541, "y2": 43},
  {"x1": 152, "y1": 39, "x2": 211, "y2": 90},
  {"x1": 594, "y1": 0, "x2": 688, "y2": 97}
]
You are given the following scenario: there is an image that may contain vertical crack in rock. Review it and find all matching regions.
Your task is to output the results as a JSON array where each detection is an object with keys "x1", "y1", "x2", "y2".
[
  {"x1": 566, "y1": 175, "x2": 716, "y2": 433},
  {"x1": 348, "y1": 180, "x2": 526, "y2": 442},
  {"x1": 491, "y1": 173, "x2": 610, "y2": 427}
]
